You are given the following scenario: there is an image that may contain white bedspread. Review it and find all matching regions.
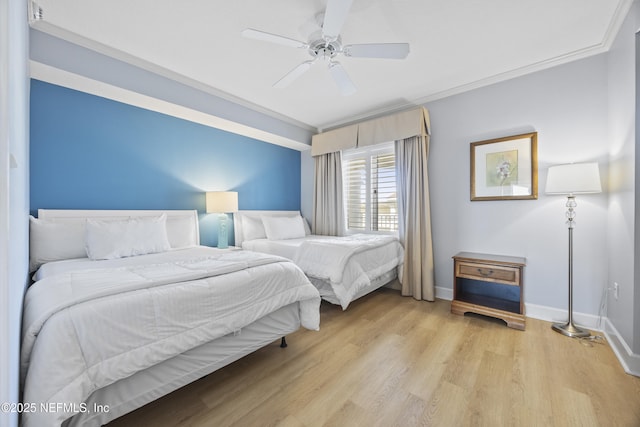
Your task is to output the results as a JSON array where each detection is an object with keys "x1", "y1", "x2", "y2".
[
  {"x1": 293, "y1": 234, "x2": 403, "y2": 309},
  {"x1": 20, "y1": 247, "x2": 320, "y2": 427}
]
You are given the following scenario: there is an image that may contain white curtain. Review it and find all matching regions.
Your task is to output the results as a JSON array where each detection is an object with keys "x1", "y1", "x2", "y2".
[
  {"x1": 395, "y1": 135, "x2": 435, "y2": 301},
  {"x1": 312, "y1": 152, "x2": 344, "y2": 236}
]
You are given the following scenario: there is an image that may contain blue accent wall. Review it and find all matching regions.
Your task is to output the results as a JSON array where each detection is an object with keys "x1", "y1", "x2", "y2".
[{"x1": 30, "y1": 79, "x2": 301, "y2": 246}]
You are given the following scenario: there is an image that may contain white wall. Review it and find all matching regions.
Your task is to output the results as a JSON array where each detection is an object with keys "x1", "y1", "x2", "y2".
[
  {"x1": 606, "y1": 0, "x2": 638, "y2": 357},
  {"x1": 636, "y1": 26, "x2": 640, "y2": 361},
  {"x1": 1, "y1": 0, "x2": 30, "y2": 426},
  {"x1": 426, "y1": 55, "x2": 610, "y2": 319},
  {"x1": 301, "y1": 53, "x2": 611, "y2": 322}
]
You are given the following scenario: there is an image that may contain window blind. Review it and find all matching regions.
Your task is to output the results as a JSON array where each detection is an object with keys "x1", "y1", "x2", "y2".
[
  {"x1": 343, "y1": 143, "x2": 397, "y2": 232},
  {"x1": 371, "y1": 151, "x2": 397, "y2": 231},
  {"x1": 344, "y1": 157, "x2": 367, "y2": 230}
]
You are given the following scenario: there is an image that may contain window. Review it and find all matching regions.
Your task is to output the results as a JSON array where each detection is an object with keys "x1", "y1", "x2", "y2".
[{"x1": 342, "y1": 142, "x2": 397, "y2": 232}]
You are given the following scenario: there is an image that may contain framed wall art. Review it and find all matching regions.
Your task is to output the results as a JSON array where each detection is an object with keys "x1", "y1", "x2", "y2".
[{"x1": 470, "y1": 132, "x2": 538, "y2": 201}]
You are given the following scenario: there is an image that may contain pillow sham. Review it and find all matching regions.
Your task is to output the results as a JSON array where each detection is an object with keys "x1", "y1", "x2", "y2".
[
  {"x1": 29, "y1": 216, "x2": 87, "y2": 271},
  {"x1": 85, "y1": 214, "x2": 171, "y2": 260},
  {"x1": 262, "y1": 215, "x2": 306, "y2": 240}
]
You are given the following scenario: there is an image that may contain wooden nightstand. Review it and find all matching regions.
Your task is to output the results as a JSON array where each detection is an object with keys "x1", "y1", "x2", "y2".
[{"x1": 451, "y1": 252, "x2": 526, "y2": 330}]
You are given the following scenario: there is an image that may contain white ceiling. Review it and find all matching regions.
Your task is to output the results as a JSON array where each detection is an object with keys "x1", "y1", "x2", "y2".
[{"x1": 32, "y1": 0, "x2": 629, "y2": 131}]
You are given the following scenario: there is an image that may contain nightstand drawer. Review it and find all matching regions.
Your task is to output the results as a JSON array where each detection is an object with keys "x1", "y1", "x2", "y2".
[{"x1": 456, "y1": 262, "x2": 519, "y2": 285}]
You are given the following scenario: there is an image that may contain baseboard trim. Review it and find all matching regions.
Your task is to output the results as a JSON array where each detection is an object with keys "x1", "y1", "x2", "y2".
[
  {"x1": 388, "y1": 285, "x2": 454, "y2": 301},
  {"x1": 603, "y1": 319, "x2": 640, "y2": 377},
  {"x1": 524, "y1": 302, "x2": 605, "y2": 331},
  {"x1": 435, "y1": 286, "x2": 453, "y2": 301}
]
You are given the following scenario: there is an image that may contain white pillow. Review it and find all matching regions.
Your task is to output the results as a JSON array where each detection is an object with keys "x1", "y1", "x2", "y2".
[
  {"x1": 242, "y1": 216, "x2": 267, "y2": 241},
  {"x1": 262, "y1": 215, "x2": 306, "y2": 240},
  {"x1": 166, "y1": 215, "x2": 197, "y2": 248},
  {"x1": 85, "y1": 214, "x2": 171, "y2": 260},
  {"x1": 29, "y1": 216, "x2": 87, "y2": 271}
]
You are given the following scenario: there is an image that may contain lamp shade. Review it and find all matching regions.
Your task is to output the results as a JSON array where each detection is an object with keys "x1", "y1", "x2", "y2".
[
  {"x1": 205, "y1": 191, "x2": 238, "y2": 213},
  {"x1": 545, "y1": 163, "x2": 602, "y2": 195}
]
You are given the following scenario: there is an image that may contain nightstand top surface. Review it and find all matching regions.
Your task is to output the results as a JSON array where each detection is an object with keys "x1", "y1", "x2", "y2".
[{"x1": 453, "y1": 251, "x2": 526, "y2": 267}]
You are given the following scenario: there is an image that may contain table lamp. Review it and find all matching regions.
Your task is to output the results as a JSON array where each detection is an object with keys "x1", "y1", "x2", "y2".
[{"x1": 205, "y1": 191, "x2": 238, "y2": 249}]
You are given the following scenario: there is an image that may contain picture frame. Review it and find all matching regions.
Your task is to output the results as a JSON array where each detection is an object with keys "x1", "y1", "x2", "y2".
[{"x1": 470, "y1": 132, "x2": 538, "y2": 201}]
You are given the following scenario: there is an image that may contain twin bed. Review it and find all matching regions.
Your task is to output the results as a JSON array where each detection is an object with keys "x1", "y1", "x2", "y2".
[
  {"x1": 22, "y1": 209, "x2": 321, "y2": 427},
  {"x1": 22, "y1": 208, "x2": 403, "y2": 426},
  {"x1": 235, "y1": 210, "x2": 404, "y2": 309}
]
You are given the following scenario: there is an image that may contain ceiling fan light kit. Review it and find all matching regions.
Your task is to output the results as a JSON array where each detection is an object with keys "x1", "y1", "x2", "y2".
[{"x1": 242, "y1": 0, "x2": 410, "y2": 96}]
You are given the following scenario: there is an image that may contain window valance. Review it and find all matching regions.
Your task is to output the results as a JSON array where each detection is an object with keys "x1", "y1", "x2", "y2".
[
  {"x1": 310, "y1": 124, "x2": 358, "y2": 156},
  {"x1": 311, "y1": 107, "x2": 430, "y2": 156}
]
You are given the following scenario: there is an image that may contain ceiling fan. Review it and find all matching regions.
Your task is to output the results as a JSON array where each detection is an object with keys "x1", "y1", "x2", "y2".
[{"x1": 242, "y1": 0, "x2": 410, "y2": 96}]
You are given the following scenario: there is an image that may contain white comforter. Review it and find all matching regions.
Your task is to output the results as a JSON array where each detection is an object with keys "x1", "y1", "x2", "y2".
[
  {"x1": 20, "y1": 247, "x2": 320, "y2": 427},
  {"x1": 293, "y1": 234, "x2": 404, "y2": 309}
]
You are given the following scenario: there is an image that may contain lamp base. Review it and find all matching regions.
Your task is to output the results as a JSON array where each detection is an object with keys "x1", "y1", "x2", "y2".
[
  {"x1": 217, "y1": 213, "x2": 229, "y2": 249},
  {"x1": 552, "y1": 321, "x2": 590, "y2": 338}
]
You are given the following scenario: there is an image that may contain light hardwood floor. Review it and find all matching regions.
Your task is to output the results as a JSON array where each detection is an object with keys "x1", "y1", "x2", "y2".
[{"x1": 108, "y1": 288, "x2": 640, "y2": 427}]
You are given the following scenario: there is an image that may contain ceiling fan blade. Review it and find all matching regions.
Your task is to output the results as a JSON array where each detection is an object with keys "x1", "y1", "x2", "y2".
[
  {"x1": 322, "y1": 0, "x2": 354, "y2": 40},
  {"x1": 343, "y1": 43, "x2": 410, "y2": 59},
  {"x1": 328, "y1": 61, "x2": 356, "y2": 96},
  {"x1": 242, "y1": 28, "x2": 307, "y2": 49},
  {"x1": 274, "y1": 61, "x2": 314, "y2": 88}
]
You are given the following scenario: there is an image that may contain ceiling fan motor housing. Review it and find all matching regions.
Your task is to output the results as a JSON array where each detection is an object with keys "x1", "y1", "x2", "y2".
[{"x1": 308, "y1": 31, "x2": 342, "y2": 60}]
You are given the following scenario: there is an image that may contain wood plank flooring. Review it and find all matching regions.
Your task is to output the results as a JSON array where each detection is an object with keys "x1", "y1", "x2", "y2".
[{"x1": 108, "y1": 288, "x2": 640, "y2": 427}]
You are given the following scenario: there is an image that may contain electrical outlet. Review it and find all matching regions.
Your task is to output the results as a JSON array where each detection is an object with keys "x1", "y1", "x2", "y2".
[{"x1": 614, "y1": 282, "x2": 619, "y2": 300}]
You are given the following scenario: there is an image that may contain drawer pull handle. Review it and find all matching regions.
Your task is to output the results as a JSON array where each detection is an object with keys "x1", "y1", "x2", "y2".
[{"x1": 477, "y1": 268, "x2": 494, "y2": 277}]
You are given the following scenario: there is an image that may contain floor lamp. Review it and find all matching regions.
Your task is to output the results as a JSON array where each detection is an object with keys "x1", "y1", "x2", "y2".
[
  {"x1": 205, "y1": 191, "x2": 238, "y2": 249},
  {"x1": 545, "y1": 163, "x2": 601, "y2": 338}
]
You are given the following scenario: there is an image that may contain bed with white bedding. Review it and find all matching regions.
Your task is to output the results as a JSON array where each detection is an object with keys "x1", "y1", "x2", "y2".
[
  {"x1": 234, "y1": 210, "x2": 404, "y2": 309},
  {"x1": 22, "y1": 209, "x2": 321, "y2": 427}
]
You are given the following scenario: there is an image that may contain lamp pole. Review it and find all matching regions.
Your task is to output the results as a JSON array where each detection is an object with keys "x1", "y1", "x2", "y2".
[{"x1": 551, "y1": 194, "x2": 589, "y2": 338}]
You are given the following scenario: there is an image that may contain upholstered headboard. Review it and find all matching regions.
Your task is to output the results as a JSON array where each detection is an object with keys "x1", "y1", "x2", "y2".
[
  {"x1": 30, "y1": 209, "x2": 200, "y2": 271},
  {"x1": 234, "y1": 210, "x2": 308, "y2": 247}
]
